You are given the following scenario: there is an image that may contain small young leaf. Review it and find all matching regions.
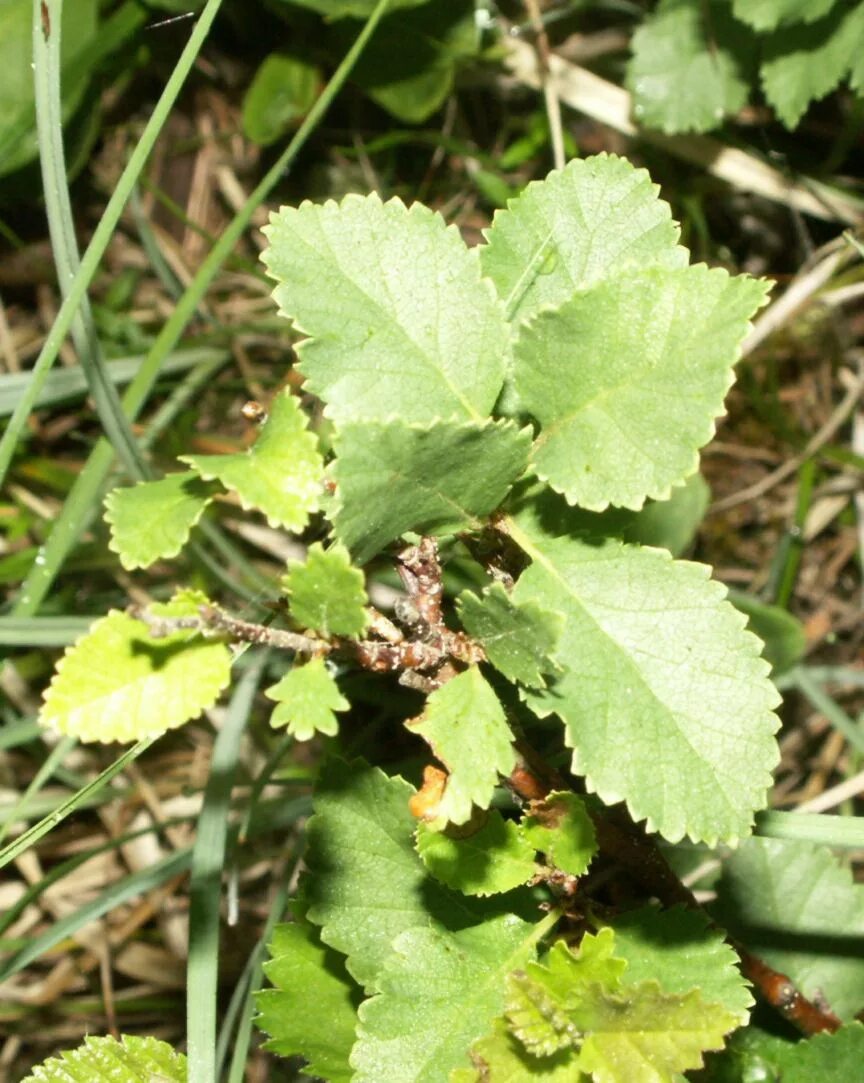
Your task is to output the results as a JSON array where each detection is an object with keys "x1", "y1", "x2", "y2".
[
  {"x1": 506, "y1": 932, "x2": 627, "y2": 1056},
  {"x1": 465, "y1": 1017, "x2": 579, "y2": 1081},
  {"x1": 255, "y1": 920, "x2": 359, "y2": 1082},
  {"x1": 627, "y1": 0, "x2": 756, "y2": 134},
  {"x1": 480, "y1": 153, "x2": 686, "y2": 328},
  {"x1": 330, "y1": 418, "x2": 530, "y2": 563},
  {"x1": 281, "y1": 542, "x2": 368, "y2": 638},
  {"x1": 303, "y1": 759, "x2": 484, "y2": 991},
  {"x1": 104, "y1": 471, "x2": 217, "y2": 570},
  {"x1": 20, "y1": 1034, "x2": 185, "y2": 1082},
  {"x1": 265, "y1": 657, "x2": 348, "y2": 740},
  {"x1": 416, "y1": 810, "x2": 537, "y2": 896},
  {"x1": 515, "y1": 265, "x2": 769, "y2": 512},
  {"x1": 612, "y1": 906, "x2": 753, "y2": 1023},
  {"x1": 352, "y1": 914, "x2": 543, "y2": 1082},
  {"x1": 457, "y1": 582, "x2": 563, "y2": 689},
  {"x1": 507, "y1": 490, "x2": 781, "y2": 845},
  {"x1": 181, "y1": 388, "x2": 323, "y2": 531},
  {"x1": 262, "y1": 193, "x2": 509, "y2": 424},
  {"x1": 713, "y1": 838, "x2": 864, "y2": 1020},
  {"x1": 761, "y1": 3, "x2": 864, "y2": 128},
  {"x1": 732, "y1": 0, "x2": 837, "y2": 30},
  {"x1": 39, "y1": 591, "x2": 231, "y2": 743},
  {"x1": 407, "y1": 666, "x2": 516, "y2": 825},
  {"x1": 507, "y1": 932, "x2": 738, "y2": 1077},
  {"x1": 521, "y1": 792, "x2": 598, "y2": 878}
]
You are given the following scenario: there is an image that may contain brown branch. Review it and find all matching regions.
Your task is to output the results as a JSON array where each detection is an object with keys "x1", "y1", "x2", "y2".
[{"x1": 504, "y1": 740, "x2": 843, "y2": 1036}]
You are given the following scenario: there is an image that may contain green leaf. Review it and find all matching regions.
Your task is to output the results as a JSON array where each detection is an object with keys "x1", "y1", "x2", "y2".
[
  {"x1": 39, "y1": 591, "x2": 231, "y2": 743},
  {"x1": 181, "y1": 388, "x2": 323, "y2": 531},
  {"x1": 521, "y1": 792, "x2": 598, "y2": 878},
  {"x1": 241, "y1": 53, "x2": 319, "y2": 146},
  {"x1": 407, "y1": 666, "x2": 516, "y2": 825},
  {"x1": 255, "y1": 920, "x2": 359, "y2": 1082},
  {"x1": 330, "y1": 418, "x2": 531, "y2": 563},
  {"x1": 733, "y1": 0, "x2": 838, "y2": 31},
  {"x1": 627, "y1": 0, "x2": 756, "y2": 133},
  {"x1": 416, "y1": 811, "x2": 537, "y2": 896},
  {"x1": 506, "y1": 931, "x2": 626, "y2": 1056},
  {"x1": 616, "y1": 474, "x2": 710, "y2": 556},
  {"x1": 282, "y1": 542, "x2": 369, "y2": 638},
  {"x1": 713, "y1": 837, "x2": 864, "y2": 1020},
  {"x1": 19, "y1": 1034, "x2": 185, "y2": 1082},
  {"x1": 0, "y1": 0, "x2": 98, "y2": 178},
  {"x1": 480, "y1": 154, "x2": 686, "y2": 330},
  {"x1": 261, "y1": 193, "x2": 509, "y2": 424},
  {"x1": 465, "y1": 1017, "x2": 583, "y2": 1081},
  {"x1": 457, "y1": 583, "x2": 563, "y2": 689},
  {"x1": 264, "y1": 657, "x2": 349, "y2": 740},
  {"x1": 352, "y1": 913, "x2": 547, "y2": 1082},
  {"x1": 515, "y1": 265, "x2": 769, "y2": 512},
  {"x1": 574, "y1": 981, "x2": 737, "y2": 1081},
  {"x1": 761, "y1": 2, "x2": 864, "y2": 128},
  {"x1": 757, "y1": 1024, "x2": 864, "y2": 1082},
  {"x1": 507, "y1": 932, "x2": 738, "y2": 1079},
  {"x1": 507, "y1": 490, "x2": 781, "y2": 845},
  {"x1": 332, "y1": 0, "x2": 477, "y2": 123},
  {"x1": 727, "y1": 591, "x2": 807, "y2": 674},
  {"x1": 104, "y1": 471, "x2": 217, "y2": 571},
  {"x1": 703, "y1": 1022, "x2": 864, "y2": 1082},
  {"x1": 612, "y1": 906, "x2": 753, "y2": 1023},
  {"x1": 303, "y1": 759, "x2": 482, "y2": 990}
]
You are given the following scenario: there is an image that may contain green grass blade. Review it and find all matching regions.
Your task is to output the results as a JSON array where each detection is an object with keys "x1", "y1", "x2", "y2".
[
  {"x1": 222, "y1": 879, "x2": 291, "y2": 1082},
  {"x1": 0, "y1": 0, "x2": 226, "y2": 487},
  {"x1": 11, "y1": 0, "x2": 393, "y2": 620},
  {"x1": 0, "y1": 845, "x2": 193, "y2": 982},
  {"x1": 0, "y1": 812, "x2": 192, "y2": 938},
  {"x1": 0, "y1": 736, "x2": 156, "y2": 871},
  {"x1": 0, "y1": 733, "x2": 76, "y2": 848},
  {"x1": 756, "y1": 810, "x2": 864, "y2": 849},
  {"x1": 790, "y1": 666, "x2": 864, "y2": 756},
  {"x1": 34, "y1": 0, "x2": 145, "y2": 480},
  {"x1": 187, "y1": 654, "x2": 264, "y2": 1083},
  {"x1": 0, "y1": 616, "x2": 92, "y2": 645}
]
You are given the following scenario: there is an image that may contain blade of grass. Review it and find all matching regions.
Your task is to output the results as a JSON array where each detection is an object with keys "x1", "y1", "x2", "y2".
[
  {"x1": 0, "y1": 0, "x2": 226, "y2": 487},
  {"x1": 0, "y1": 733, "x2": 75, "y2": 848},
  {"x1": 0, "y1": 346, "x2": 229, "y2": 417},
  {"x1": 0, "y1": 616, "x2": 92, "y2": 645},
  {"x1": 222, "y1": 879, "x2": 291, "y2": 1083},
  {"x1": 755, "y1": 810, "x2": 864, "y2": 849},
  {"x1": 0, "y1": 736, "x2": 156, "y2": 872},
  {"x1": 0, "y1": 846, "x2": 192, "y2": 982},
  {"x1": 187, "y1": 653, "x2": 264, "y2": 1083},
  {"x1": 790, "y1": 666, "x2": 864, "y2": 756},
  {"x1": 0, "y1": 813, "x2": 193, "y2": 937},
  {"x1": 34, "y1": 0, "x2": 145, "y2": 480},
  {"x1": 10, "y1": 0, "x2": 392, "y2": 619}
]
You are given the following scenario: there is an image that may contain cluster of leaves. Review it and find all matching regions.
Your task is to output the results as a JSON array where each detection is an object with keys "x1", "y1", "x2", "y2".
[
  {"x1": 33, "y1": 155, "x2": 864, "y2": 1078},
  {"x1": 628, "y1": 0, "x2": 864, "y2": 132}
]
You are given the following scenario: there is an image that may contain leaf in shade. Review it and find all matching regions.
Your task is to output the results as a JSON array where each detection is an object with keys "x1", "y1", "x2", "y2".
[
  {"x1": 264, "y1": 657, "x2": 349, "y2": 740},
  {"x1": 105, "y1": 471, "x2": 217, "y2": 571},
  {"x1": 416, "y1": 811, "x2": 537, "y2": 896},
  {"x1": 330, "y1": 418, "x2": 530, "y2": 563},
  {"x1": 407, "y1": 666, "x2": 516, "y2": 825},
  {"x1": 281, "y1": 542, "x2": 369, "y2": 638},
  {"x1": 181, "y1": 388, "x2": 323, "y2": 531}
]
